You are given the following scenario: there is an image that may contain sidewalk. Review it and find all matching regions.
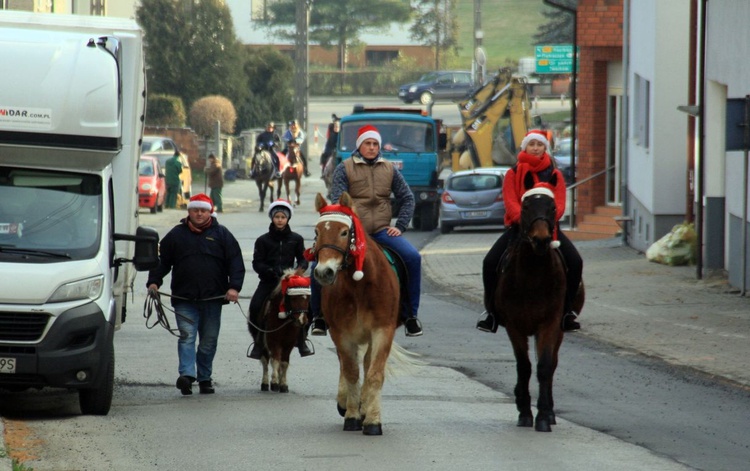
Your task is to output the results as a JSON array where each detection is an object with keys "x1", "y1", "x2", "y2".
[{"x1": 422, "y1": 231, "x2": 750, "y2": 388}]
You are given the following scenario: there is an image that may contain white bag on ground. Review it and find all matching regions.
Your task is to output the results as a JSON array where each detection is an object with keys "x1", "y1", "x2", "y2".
[{"x1": 646, "y1": 222, "x2": 697, "y2": 266}]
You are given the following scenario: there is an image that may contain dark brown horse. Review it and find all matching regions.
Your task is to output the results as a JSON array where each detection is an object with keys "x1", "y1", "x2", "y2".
[
  {"x1": 282, "y1": 143, "x2": 304, "y2": 206},
  {"x1": 312, "y1": 192, "x2": 408, "y2": 436},
  {"x1": 493, "y1": 186, "x2": 584, "y2": 432},
  {"x1": 247, "y1": 269, "x2": 310, "y2": 393},
  {"x1": 253, "y1": 146, "x2": 281, "y2": 212}
]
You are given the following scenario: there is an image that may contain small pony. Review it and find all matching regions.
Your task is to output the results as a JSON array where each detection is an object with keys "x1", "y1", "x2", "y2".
[
  {"x1": 253, "y1": 145, "x2": 281, "y2": 212},
  {"x1": 493, "y1": 185, "x2": 585, "y2": 432},
  {"x1": 282, "y1": 143, "x2": 304, "y2": 206},
  {"x1": 247, "y1": 269, "x2": 311, "y2": 393},
  {"x1": 311, "y1": 192, "x2": 403, "y2": 436}
]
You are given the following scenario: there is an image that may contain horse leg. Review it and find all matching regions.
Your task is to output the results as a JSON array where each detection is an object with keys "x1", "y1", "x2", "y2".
[
  {"x1": 534, "y1": 326, "x2": 563, "y2": 432},
  {"x1": 260, "y1": 357, "x2": 270, "y2": 392},
  {"x1": 279, "y1": 349, "x2": 291, "y2": 393},
  {"x1": 294, "y1": 177, "x2": 301, "y2": 206},
  {"x1": 270, "y1": 355, "x2": 280, "y2": 392},
  {"x1": 284, "y1": 178, "x2": 291, "y2": 202},
  {"x1": 335, "y1": 344, "x2": 362, "y2": 431},
  {"x1": 257, "y1": 182, "x2": 265, "y2": 212},
  {"x1": 360, "y1": 328, "x2": 394, "y2": 436},
  {"x1": 507, "y1": 329, "x2": 533, "y2": 427}
]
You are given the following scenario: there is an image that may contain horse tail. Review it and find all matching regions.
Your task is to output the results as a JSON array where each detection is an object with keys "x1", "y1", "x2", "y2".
[{"x1": 385, "y1": 342, "x2": 428, "y2": 377}]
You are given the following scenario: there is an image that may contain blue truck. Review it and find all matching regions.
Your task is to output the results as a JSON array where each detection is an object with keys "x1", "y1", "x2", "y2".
[{"x1": 331, "y1": 105, "x2": 447, "y2": 231}]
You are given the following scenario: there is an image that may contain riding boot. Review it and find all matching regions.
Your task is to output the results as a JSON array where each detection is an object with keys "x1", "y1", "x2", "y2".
[
  {"x1": 248, "y1": 332, "x2": 265, "y2": 360},
  {"x1": 297, "y1": 325, "x2": 314, "y2": 357},
  {"x1": 311, "y1": 316, "x2": 328, "y2": 336},
  {"x1": 476, "y1": 311, "x2": 499, "y2": 333}
]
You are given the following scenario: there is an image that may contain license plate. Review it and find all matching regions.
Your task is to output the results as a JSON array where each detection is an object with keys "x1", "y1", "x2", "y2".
[
  {"x1": 465, "y1": 211, "x2": 488, "y2": 218},
  {"x1": 0, "y1": 357, "x2": 16, "y2": 374}
]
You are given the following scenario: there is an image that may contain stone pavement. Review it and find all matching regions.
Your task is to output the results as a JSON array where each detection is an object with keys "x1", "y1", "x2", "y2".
[{"x1": 421, "y1": 231, "x2": 750, "y2": 389}]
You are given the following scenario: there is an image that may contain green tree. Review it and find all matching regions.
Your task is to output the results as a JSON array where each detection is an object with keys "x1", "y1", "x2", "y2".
[
  {"x1": 534, "y1": 1, "x2": 576, "y2": 45},
  {"x1": 262, "y1": 0, "x2": 411, "y2": 71},
  {"x1": 189, "y1": 95, "x2": 237, "y2": 138},
  {"x1": 409, "y1": 0, "x2": 459, "y2": 70},
  {"x1": 136, "y1": 0, "x2": 246, "y2": 111},
  {"x1": 146, "y1": 94, "x2": 186, "y2": 127},
  {"x1": 235, "y1": 46, "x2": 295, "y2": 131}
]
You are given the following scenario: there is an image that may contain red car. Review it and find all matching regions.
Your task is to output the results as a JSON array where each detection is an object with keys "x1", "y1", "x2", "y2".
[{"x1": 138, "y1": 156, "x2": 166, "y2": 213}]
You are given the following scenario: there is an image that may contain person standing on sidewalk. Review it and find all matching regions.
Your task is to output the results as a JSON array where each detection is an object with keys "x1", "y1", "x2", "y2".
[
  {"x1": 164, "y1": 149, "x2": 183, "y2": 209},
  {"x1": 205, "y1": 154, "x2": 224, "y2": 213},
  {"x1": 248, "y1": 199, "x2": 313, "y2": 359},
  {"x1": 310, "y1": 124, "x2": 423, "y2": 337},
  {"x1": 477, "y1": 130, "x2": 583, "y2": 333},
  {"x1": 147, "y1": 193, "x2": 245, "y2": 395}
]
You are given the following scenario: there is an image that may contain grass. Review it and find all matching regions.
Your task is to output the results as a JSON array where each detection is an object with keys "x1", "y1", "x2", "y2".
[{"x1": 454, "y1": 0, "x2": 546, "y2": 70}]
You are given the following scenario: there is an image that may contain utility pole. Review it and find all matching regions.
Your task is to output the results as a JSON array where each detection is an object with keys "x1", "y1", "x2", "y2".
[
  {"x1": 473, "y1": 0, "x2": 484, "y2": 84},
  {"x1": 294, "y1": 1, "x2": 312, "y2": 160}
]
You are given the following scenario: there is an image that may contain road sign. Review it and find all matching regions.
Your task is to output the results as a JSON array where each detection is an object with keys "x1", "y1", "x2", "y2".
[{"x1": 535, "y1": 45, "x2": 579, "y2": 74}]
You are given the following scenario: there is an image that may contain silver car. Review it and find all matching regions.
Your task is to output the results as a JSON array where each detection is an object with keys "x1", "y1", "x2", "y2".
[{"x1": 439, "y1": 167, "x2": 509, "y2": 234}]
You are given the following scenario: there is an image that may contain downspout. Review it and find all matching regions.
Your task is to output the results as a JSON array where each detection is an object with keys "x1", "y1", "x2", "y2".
[
  {"x1": 621, "y1": 0, "x2": 630, "y2": 245},
  {"x1": 696, "y1": 0, "x2": 707, "y2": 279}
]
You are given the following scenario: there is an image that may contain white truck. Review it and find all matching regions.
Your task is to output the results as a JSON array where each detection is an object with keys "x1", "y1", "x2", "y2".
[{"x1": 0, "y1": 12, "x2": 159, "y2": 415}]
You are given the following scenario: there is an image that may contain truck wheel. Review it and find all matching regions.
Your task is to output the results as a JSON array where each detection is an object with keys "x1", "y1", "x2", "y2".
[
  {"x1": 419, "y1": 204, "x2": 437, "y2": 231},
  {"x1": 440, "y1": 222, "x2": 453, "y2": 234},
  {"x1": 420, "y1": 91, "x2": 434, "y2": 105},
  {"x1": 79, "y1": 348, "x2": 114, "y2": 416},
  {"x1": 411, "y1": 211, "x2": 422, "y2": 231}
]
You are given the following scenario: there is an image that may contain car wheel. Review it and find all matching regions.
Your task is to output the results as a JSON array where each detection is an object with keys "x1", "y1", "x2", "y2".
[
  {"x1": 419, "y1": 91, "x2": 434, "y2": 105},
  {"x1": 440, "y1": 222, "x2": 453, "y2": 234},
  {"x1": 149, "y1": 200, "x2": 157, "y2": 214}
]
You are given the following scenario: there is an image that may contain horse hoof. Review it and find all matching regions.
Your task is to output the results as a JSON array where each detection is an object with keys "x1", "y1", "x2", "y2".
[
  {"x1": 261, "y1": 383, "x2": 269, "y2": 392},
  {"x1": 337, "y1": 403, "x2": 346, "y2": 417},
  {"x1": 549, "y1": 412, "x2": 557, "y2": 425},
  {"x1": 362, "y1": 423, "x2": 383, "y2": 436},
  {"x1": 517, "y1": 416, "x2": 534, "y2": 427},
  {"x1": 535, "y1": 419, "x2": 552, "y2": 432},
  {"x1": 279, "y1": 385, "x2": 289, "y2": 393},
  {"x1": 270, "y1": 383, "x2": 279, "y2": 392},
  {"x1": 343, "y1": 418, "x2": 363, "y2": 431}
]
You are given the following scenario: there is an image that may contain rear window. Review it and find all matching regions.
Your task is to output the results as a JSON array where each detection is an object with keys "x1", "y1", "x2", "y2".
[{"x1": 448, "y1": 174, "x2": 502, "y2": 191}]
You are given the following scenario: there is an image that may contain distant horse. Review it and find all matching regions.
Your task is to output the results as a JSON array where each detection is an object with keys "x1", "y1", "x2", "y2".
[
  {"x1": 253, "y1": 145, "x2": 281, "y2": 212},
  {"x1": 312, "y1": 192, "x2": 409, "y2": 436},
  {"x1": 282, "y1": 143, "x2": 304, "y2": 206},
  {"x1": 492, "y1": 185, "x2": 585, "y2": 432},
  {"x1": 247, "y1": 269, "x2": 310, "y2": 393}
]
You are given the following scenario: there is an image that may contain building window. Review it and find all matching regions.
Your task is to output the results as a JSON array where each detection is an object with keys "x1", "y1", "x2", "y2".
[
  {"x1": 365, "y1": 50, "x2": 398, "y2": 67},
  {"x1": 634, "y1": 74, "x2": 650, "y2": 149}
]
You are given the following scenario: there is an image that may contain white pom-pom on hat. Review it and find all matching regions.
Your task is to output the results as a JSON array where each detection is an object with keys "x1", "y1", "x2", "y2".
[{"x1": 353, "y1": 270, "x2": 364, "y2": 281}]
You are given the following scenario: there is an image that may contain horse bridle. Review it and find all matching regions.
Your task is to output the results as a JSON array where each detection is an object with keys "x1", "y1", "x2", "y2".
[
  {"x1": 520, "y1": 194, "x2": 556, "y2": 243},
  {"x1": 312, "y1": 213, "x2": 357, "y2": 272}
]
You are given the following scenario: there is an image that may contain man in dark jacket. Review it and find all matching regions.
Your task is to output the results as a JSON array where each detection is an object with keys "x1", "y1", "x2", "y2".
[
  {"x1": 147, "y1": 193, "x2": 245, "y2": 395},
  {"x1": 248, "y1": 199, "x2": 311, "y2": 359}
]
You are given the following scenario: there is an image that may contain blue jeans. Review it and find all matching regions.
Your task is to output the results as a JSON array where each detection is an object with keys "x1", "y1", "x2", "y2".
[
  {"x1": 310, "y1": 229, "x2": 421, "y2": 318},
  {"x1": 173, "y1": 300, "x2": 223, "y2": 382}
]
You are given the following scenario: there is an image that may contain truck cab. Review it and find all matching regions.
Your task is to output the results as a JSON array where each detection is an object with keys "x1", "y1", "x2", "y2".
[{"x1": 335, "y1": 106, "x2": 446, "y2": 231}]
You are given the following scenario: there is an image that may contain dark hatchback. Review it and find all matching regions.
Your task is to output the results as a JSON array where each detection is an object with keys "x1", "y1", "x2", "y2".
[{"x1": 398, "y1": 70, "x2": 475, "y2": 105}]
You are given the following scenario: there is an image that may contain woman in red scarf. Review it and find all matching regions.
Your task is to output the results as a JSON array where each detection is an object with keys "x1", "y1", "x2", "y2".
[{"x1": 476, "y1": 130, "x2": 583, "y2": 333}]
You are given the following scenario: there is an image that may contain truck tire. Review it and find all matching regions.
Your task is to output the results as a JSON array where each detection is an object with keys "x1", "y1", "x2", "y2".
[
  {"x1": 79, "y1": 347, "x2": 114, "y2": 416},
  {"x1": 419, "y1": 204, "x2": 438, "y2": 231}
]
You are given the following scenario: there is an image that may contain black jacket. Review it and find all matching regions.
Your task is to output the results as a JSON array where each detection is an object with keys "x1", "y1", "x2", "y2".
[
  {"x1": 147, "y1": 217, "x2": 245, "y2": 304},
  {"x1": 252, "y1": 224, "x2": 308, "y2": 283}
]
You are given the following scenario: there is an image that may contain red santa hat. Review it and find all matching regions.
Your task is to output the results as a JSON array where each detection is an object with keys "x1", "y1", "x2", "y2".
[
  {"x1": 521, "y1": 182, "x2": 560, "y2": 249},
  {"x1": 519, "y1": 129, "x2": 550, "y2": 152},
  {"x1": 187, "y1": 193, "x2": 213, "y2": 211},
  {"x1": 356, "y1": 125, "x2": 382, "y2": 150},
  {"x1": 278, "y1": 275, "x2": 311, "y2": 319},
  {"x1": 268, "y1": 199, "x2": 294, "y2": 220},
  {"x1": 316, "y1": 203, "x2": 367, "y2": 281}
]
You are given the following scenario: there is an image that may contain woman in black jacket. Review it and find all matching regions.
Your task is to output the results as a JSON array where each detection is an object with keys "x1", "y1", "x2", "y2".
[{"x1": 248, "y1": 199, "x2": 311, "y2": 359}]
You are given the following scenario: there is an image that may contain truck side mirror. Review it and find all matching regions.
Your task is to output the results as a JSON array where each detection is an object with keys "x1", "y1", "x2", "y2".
[{"x1": 113, "y1": 226, "x2": 160, "y2": 271}]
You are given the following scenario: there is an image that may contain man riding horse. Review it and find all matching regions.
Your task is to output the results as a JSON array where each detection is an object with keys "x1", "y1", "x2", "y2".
[{"x1": 251, "y1": 121, "x2": 283, "y2": 179}]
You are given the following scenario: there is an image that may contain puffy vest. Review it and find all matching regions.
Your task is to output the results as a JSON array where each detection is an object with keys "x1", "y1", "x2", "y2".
[{"x1": 343, "y1": 156, "x2": 394, "y2": 234}]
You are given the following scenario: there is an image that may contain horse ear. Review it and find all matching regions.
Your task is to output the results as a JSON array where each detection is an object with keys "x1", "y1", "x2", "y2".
[
  {"x1": 315, "y1": 193, "x2": 327, "y2": 211},
  {"x1": 339, "y1": 192, "x2": 353, "y2": 208},
  {"x1": 523, "y1": 171, "x2": 535, "y2": 190},
  {"x1": 549, "y1": 172, "x2": 559, "y2": 187}
]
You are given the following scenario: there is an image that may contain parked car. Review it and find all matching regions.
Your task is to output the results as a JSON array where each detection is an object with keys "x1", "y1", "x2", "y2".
[
  {"x1": 138, "y1": 156, "x2": 166, "y2": 213},
  {"x1": 439, "y1": 167, "x2": 509, "y2": 234},
  {"x1": 141, "y1": 135, "x2": 193, "y2": 205},
  {"x1": 398, "y1": 70, "x2": 474, "y2": 105},
  {"x1": 553, "y1": 137, "x2": 577, "y2": 186}
]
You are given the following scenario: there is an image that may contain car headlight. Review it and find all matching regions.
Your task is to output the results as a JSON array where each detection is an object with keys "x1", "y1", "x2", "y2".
[
  {"x1": 409, "y1": 85, "x2": 418, "y2": 93},
  {"x1": 49, "y1": 276, "x2": 104, "y2": 303}
]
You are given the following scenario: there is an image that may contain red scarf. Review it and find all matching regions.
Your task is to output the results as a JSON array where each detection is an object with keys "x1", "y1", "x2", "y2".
[
  {"x1": 513, "y1": 151, "x2": 552, "y2": 192},
  {"x1": 187, "y1": 217, "x2": 212, "y2": 234}
]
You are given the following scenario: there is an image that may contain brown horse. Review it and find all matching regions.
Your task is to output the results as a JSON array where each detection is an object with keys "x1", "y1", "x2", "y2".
[
  {"x1": 282, "y1": 143, "x2": 304, "y2": 206},
  {"x1": 253, "y1": 146, "x2": 281, "y2": 212},
  {"x1": 493, "y1": 186, "x2": 585, "y2": 432},
  {"x1": 312, "y1": 192, "x2": 403, "y2": 436},
  {"x1": 247, "y1": 269, "x2": 310, "y2": 393}
]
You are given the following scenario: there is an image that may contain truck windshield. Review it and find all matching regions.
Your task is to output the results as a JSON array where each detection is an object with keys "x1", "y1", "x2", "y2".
[
  {"x1": 0, "y1": 167, "x2": 102, "y2": 261},
  {"x1": 339, "y1": 121, "x2": 434, "y2": 154}
]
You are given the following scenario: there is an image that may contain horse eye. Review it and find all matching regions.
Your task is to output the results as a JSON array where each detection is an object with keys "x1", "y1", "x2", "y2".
[{"x1": 340, "y1": 229, "x2": 348, "y2": 237}]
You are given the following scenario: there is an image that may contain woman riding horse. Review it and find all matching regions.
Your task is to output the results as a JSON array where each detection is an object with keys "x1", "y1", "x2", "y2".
[{"x1": 477, "y1": 129, "x2": 583, "y2": 333}]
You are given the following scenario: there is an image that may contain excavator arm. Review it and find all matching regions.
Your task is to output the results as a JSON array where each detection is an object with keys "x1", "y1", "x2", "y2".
[{"x1": 452, "y1": 68, "x2": 532, "y2": 170}]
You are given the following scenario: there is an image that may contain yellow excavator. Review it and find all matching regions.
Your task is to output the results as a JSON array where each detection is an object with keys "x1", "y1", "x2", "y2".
[{"x1": 451, "y1": 68, "x2": 533, "y2": 170}]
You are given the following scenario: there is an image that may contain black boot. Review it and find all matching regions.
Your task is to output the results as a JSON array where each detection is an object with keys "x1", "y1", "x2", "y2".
[
  {"x1": 311, "y1": 316, "x2": 328, "y2": 336},
  {"x1": 297, "y1": 326, "x2": 314, "y2": 357},
  {"x1": 248, "y1": 333, "x2": 265, "y2": 360},
  {"x1": 476, "y1": 311, "x2": 499, "y2": 333},
  {"x1": 404, "y1": 317, "x2": 423, "y2": 337},
  {"x1": 562, "y1": 311, "x2": 581, "y2": 331}
]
